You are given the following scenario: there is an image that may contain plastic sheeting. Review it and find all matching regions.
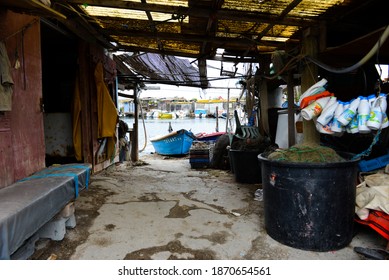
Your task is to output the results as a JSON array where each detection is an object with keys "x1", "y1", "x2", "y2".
[
  {"x1": 115, "y1": 53, "x2": 206, "y2": 87},
  {"x1": 0, "y1": 164, "x2": 91, "y2": 260}
]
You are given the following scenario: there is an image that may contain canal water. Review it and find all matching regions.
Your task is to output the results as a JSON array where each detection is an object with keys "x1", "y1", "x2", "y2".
[{"x1": 122, "y1": 116, "x2": 234, "y2": 155}]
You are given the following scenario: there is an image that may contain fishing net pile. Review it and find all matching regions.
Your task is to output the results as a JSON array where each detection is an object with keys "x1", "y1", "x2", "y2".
[{"x1": 267, "y1": 143, "x2": 345, "y2": 163}]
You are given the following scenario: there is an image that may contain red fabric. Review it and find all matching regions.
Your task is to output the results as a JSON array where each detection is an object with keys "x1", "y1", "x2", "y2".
[{"x1": 356, "y1": 210, "x2": 389, "y2": 240}]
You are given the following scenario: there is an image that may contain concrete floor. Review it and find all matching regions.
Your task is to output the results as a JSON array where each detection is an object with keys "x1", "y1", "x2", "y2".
[{"x1": 33, "y1": 155, "x2": 387, "y2": 260}]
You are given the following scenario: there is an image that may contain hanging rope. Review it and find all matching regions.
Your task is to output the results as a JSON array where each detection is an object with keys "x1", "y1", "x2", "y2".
[
  {"x1": 352, "y1": 92, "x2": 389, "y2": 160},
  {"x1": 138, "y1": 98, "x2": 148, "y2": 152},
  {"x1": 1, "y1": 19, "x2": 38, "y2": 42},
  {"x1": 352, "y1": 129, "x2": 382, "y2": 160}
]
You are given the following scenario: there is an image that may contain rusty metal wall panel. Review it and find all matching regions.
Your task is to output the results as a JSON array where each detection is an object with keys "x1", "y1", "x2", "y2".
[{"x1": 43, "y1": 113, "x2": 74, "y2": 157}]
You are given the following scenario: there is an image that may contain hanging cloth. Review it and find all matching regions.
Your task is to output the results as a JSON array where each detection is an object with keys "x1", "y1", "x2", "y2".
[
  {"x1": 94, "y1": 62, "x2": 118, "y2": 161},
  {"x1": 0, "y1": 42, "x2": 14, "y2": 111}
]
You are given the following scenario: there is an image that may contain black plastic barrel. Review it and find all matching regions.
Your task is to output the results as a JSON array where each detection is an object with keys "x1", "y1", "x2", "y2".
[
  {"x1": 229, "y1": 149, "x2": 261, "y2": 184},
  {"x1": 258, "y1": 153, "x2": 359, "y2": 251}
]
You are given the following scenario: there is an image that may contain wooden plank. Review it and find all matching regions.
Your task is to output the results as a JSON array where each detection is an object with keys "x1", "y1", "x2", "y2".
[
  {"x1": 131, "y1": 86, "x2": 139, "y2": 162},
  {"x1": 301, "y1": 27, "x2": 320, "y2": 145},
  {"x1": 78, "y1": 41, "x2": 93, "y2": 165},
  {"x1": 0, "y1": 131, "x2": 14, "y2": 188},
  {"x1": 65, "y1": 0, "x2": 314, "y2": 26},
  {"x1": 287, "y1": 70, "x2": 296, "y2": 147}
]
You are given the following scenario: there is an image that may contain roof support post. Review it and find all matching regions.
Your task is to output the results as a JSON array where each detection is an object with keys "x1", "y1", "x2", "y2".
[
  {"x1": 131, "y1": 86, "x2": 139, "y2": 162},
  {"x1": 257, "y1": 56, "x2": 271, "y2": 137},
  {"x1": 287, "y1": 70, "x2": 296, "y2": 147},
  {"x1": 301, "y1": 27, "x2": 320, "y2": 145},
  {"x1": 198, "y1": 59, "x2": 208, "y2": 89}
]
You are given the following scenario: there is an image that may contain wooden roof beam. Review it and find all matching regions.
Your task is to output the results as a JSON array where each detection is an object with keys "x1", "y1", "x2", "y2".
[
  {"x1": 54, "y1": 3, "x2": 116, "y2": 49},
  {"x1": 104, "y1": 29, "x2": 289, "y2": 48},
  {"x1": 256, "y1": 0, "x2": 303, "y2": 41},
  {"x1": 238, "y1": 0, "x2": 303, "y2": 62},
  {"x1": 114, "y1": 45, "x2": 259, "y2": 63},
  {"x1": 62, "y1": 0, "x2": 315, "y2": 26},
  {"x1": 140, "y1": 0, "x2": 164, "y2": 52},
  {"x1": 198, "y1": 59, "x2": 208, "y2": 89}
]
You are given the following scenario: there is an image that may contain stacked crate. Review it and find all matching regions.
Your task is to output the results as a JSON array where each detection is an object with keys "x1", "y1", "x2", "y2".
[{"x1": 189, "y1": 141, "x2": 214, "y2": 169}]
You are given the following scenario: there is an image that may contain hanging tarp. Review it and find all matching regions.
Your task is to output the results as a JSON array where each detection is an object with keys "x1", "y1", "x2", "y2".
[
  {"x1": 94, "y1": 62, "x2": 118, "y2": 161},
  {"x1": 115, "y1": 53, "x2": 208, "y2": 87}
]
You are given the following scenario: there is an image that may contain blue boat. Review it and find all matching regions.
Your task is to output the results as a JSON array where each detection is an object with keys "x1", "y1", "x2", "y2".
[{"x1": 150, "y1": 129, "x2": 196, "y2": 156}]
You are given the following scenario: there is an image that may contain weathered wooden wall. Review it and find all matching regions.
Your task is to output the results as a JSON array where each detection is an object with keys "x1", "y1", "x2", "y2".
[
  {"x1": 77, "y1": 42, "x2": 119, "y2": 173},
  {"x1": 0, "y1": 9, "x2": 120, "y2": 187},
  {"x1": 0, "y1": 10, "x2": 45, "y2": 188}
]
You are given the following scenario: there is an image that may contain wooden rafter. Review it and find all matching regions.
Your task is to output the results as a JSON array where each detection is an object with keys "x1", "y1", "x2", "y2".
[{"x1": 61, "y1": 0, "x2": 316, "y2": 26}]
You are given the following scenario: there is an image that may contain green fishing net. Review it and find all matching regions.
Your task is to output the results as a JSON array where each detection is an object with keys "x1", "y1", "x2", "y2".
[{"x1": 268, "y1": 144, "x2": 345, "y2": 163}]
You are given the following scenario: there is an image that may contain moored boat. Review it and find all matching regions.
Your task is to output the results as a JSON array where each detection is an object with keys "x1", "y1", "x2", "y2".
[
  {"x1": 150, "y1": 129, "x2": 196, "y2": 156},
  {"x1": 158, "y1": 112, "x2": 174, "y2": 119},
  {"x1": 195, "y1": 131, "x2": 226, "y2": 142}
]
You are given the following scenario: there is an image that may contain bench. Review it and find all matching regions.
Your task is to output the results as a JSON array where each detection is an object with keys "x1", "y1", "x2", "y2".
[{"x1": 0, "y1": 163, "x2": 91, "y2": 260}]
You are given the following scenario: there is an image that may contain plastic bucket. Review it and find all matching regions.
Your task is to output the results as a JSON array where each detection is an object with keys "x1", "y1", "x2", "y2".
[
  {"x1": 258, "y1": 153, "x2": 359, "y2": 251},
  {"x1": 229, "y1": 149, "x2": 261, "y2": 183}
]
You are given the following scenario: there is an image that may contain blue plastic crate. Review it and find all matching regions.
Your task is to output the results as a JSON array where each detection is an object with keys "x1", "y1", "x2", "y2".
[
  {"x1": 378, "y1": 154, "x2": 389, "y2": 167},
  {"x1": 358, "y1": 159, "x2": 381, "y2": 172},
  {"x1": 358, "y1": 153, "x2": 389, "y2": 172},
  {"x1": 189, "y1": 158, "x2": 209, "y2": 163}
]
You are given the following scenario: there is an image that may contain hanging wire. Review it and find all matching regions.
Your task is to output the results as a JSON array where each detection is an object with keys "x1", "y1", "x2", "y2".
[{"x1": 305, "y1": 25, "x2": 389, "y2": 75}]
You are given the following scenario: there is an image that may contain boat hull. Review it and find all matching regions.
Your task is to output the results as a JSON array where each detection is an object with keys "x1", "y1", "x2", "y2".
[
  {"x1": 195, "y1": 131, "x2": 226, "y2": 142},
  {"x1": 159, "y1": 113, "x2": 173, "y2": 119},
  {"x1": 150, "y1": 129, "x2": 195, "y2": 156}
]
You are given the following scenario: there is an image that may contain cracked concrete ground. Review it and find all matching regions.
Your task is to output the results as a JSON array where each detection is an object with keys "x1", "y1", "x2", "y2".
[{"x1": 30, "y1": 155, "x2": 387, "y2": 260}]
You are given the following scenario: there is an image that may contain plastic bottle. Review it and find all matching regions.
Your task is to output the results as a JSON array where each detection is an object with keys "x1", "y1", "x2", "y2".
[
  {"x1": 315, "y1": 118, "x2": 334, "y2": 134},
  {"x1": 298, "y1": 78, "x2": 328, "y2": 106},
  {"x1": 254, "y1": 189, "x2": 263, "y2": 201},
  {"x1": 341, "y1": 101, "x2": 350, "y2": 132},
  {"x1": 338, "y1": 97, "x2": 360, "y2": 126},
  {"x1": 331, "y1": 101, "x2": 345, "y2": 133},
  {"x1": 379, "y1": 93, "x2": 388, "y2": 129},
  {"x1": 299, "y1": 91, "x2": 334, "y2": 109},
  {"x1": 367, "y1": 96, "x2": 383, "y2": 130},
  {"x1": 368, "y1": 94, "x2": 376, "y2": 106},
  {"x1": 348, "y1": 114, "x2": 359, "y2": 134},
  {"x1": 317, "y1": 97, "x2": 337, "y2": 126},
  {"x1": 301, "y1": 96, "x2": 331, "y2": 121},
  {"x1": 357, "y1": 96, "x2": 371, "y2": 133}
]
